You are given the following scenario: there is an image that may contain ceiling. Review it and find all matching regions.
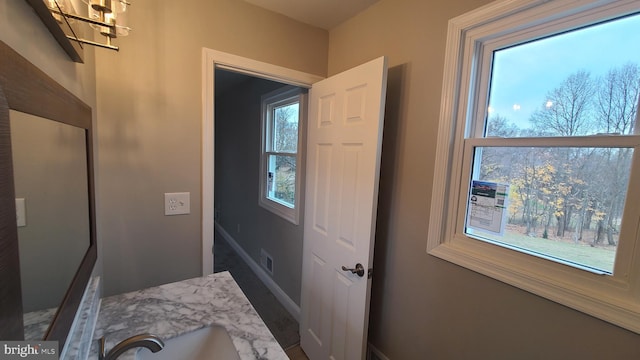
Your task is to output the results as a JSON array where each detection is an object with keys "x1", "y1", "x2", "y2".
[
  {"x1": 215, "y1": 69, "x2": 252, "y2": 95},
  {"x1": 215, "y1": 69, "x2": 286, "y2": 96},
  {"x1": 243, "y1": 0, "x2": 379, "y2": 29}
]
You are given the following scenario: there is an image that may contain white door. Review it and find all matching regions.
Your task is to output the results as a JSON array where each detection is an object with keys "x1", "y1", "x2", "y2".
[{"x1": 300, "y1": 56, "x2": 388, "y2": 360}]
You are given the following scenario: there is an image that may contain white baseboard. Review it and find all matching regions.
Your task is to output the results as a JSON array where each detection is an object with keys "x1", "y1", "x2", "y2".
[
  {"x1": 368, "y1": 343, "x2": 391, "y2": 360},
  {"x1": 215, "y1": 222, "x2": 301, "y2": 322}
]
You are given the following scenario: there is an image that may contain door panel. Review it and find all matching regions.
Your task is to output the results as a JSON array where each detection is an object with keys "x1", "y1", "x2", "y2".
[
  {"x1": 308, "y1": 255, "x2": 328, "y2": 345},
  {"x1": 311, "y1": 144, "x2": 333, "y2": 235},
  {"x1": 300, "y1": 56, "x2": 388, "y2": 360}
]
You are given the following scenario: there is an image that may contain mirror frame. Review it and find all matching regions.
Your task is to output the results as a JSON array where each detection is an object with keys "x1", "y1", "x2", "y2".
[{"x1": 0, "y1": 40, "x2": 97, "y2": 347}]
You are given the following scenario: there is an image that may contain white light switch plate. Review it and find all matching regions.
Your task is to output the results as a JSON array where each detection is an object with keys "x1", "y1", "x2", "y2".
[
  {"x1": 16, "y1": 198, "x2": 26, "y2": 227},
  {"x1": 165, "y1": 192, "x2": 190, "y2": 215}
]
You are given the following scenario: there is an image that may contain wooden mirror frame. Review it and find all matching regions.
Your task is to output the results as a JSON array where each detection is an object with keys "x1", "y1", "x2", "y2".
[{"x1": 0, "y1": 40, "x2": 97, "y2": 348}]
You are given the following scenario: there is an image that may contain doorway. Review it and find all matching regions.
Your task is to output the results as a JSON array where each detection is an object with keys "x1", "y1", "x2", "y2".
[
  {"x1": 212, "y1": 66, "x2": 306, "y2": 314},
  {"x1": 200, "y1": 49, "x2": 321, "y2": 317},
  {"x1": 202, "y1": 49, "x2": 388, "y2": 360},
  {"x1": 209, "y1": 64, "x2": 315, "y2": 359},
  {"x1": 200, "y1": 50, "x2": 322, "y2": 281}
]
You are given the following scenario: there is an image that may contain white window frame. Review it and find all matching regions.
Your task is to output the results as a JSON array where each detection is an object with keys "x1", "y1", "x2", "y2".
[
  {"x1": 428, "y1": 0, "x2": 640, "y2": 333},
  {"x1": 259, "y1": 86, "x2": 305, "y2": 224}
]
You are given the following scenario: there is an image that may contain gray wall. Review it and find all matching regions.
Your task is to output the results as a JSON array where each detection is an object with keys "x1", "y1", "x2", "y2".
[
  {"x1": 215, "y1": 74, "x2": 304, "y2": 305},
  {"x1": 328, "y1": 0, "x2": 640, "y2": 358}
]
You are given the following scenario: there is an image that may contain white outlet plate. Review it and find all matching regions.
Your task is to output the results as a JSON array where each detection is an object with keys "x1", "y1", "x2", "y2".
[
  {"x1": 164, "y1": 192, "x2": 190, "y2": 215},
  {"x1": 16, "y1": 198, "x2": 26, "y2": 227}
]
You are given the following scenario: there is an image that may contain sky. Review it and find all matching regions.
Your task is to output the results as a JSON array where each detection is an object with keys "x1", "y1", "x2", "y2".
[{"x1": 487, "y1": 12, "x2": 640, "y2": 129}]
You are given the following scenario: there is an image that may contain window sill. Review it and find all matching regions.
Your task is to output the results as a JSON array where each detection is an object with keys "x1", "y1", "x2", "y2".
[{"x1": 259, "y1": 198, "x2": 299, "y2": 225}]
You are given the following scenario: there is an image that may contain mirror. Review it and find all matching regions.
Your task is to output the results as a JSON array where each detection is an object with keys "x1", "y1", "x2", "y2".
[
  {"x1": 11, "y1": 111, "x2": 91, "y2": 339},
  {"x1": 0, "y1": 40, "x2": 97, "y2": 349}
]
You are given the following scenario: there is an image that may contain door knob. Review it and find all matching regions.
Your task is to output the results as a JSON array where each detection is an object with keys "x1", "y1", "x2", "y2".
[{"x1": 342, "y1": 263, "x2": 365, "y2": 277}]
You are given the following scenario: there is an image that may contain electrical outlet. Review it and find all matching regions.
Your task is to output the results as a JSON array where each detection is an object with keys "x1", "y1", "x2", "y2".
[{"x1": 164, "y1": 192, "x2": 190, "y2": 215}]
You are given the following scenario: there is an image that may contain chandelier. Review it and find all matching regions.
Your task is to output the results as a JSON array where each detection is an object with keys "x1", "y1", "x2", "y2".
[{"x1": 43, "y1": 0, "x2": 132, "y2": 51}]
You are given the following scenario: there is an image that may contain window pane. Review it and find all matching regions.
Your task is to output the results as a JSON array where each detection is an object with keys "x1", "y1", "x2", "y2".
[
  {"x1": 273, "y1": 103, "x2": 299, "y2": 152},
  {"x1": 466, "y1": 146, "x2": 634, "y2": 274},
  {"x1": 486, "y1": 14, "x2": 640, "y2": 138},
  {"x1": 267, "y1": 154, "x2": 296, "y2": 207}
]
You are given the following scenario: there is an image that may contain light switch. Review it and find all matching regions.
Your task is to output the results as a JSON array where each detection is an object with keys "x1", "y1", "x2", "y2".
[
  {"x1": 164, "y1": 192, "x2": 190, "y2": 215},
  {"x1": 16, "y1": 198, "x2": 26, "y2": 227}
]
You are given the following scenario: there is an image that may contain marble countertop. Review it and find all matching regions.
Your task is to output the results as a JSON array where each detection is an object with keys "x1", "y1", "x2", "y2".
[
  {"x1": 23, "y1": 307, "x2": 57, "y2": 340},
  {"x1": 90, "y1": 272, "x2": 287, "y2": 360}
]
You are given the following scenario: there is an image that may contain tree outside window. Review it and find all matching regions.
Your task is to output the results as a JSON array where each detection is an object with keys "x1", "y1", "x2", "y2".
[
  {"x1": 474, "y1": 62, "x2": 639, "y2": 273},
  {"x1": 260, "y1": 87, "x2": 304, "y2": 224}
]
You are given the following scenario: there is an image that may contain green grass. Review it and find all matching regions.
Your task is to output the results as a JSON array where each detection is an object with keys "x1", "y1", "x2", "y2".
[{"x1": 479, "y1": 230, "x2": 616, "y2": 273}]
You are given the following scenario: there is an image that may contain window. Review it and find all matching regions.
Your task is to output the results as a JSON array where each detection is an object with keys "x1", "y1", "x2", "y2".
[
  {"x1": 259, "y1": 86, "x2": 305, "y2": 224},
  {"x1": 429, "y1": 0, "x2": 640, "y2": 333}
]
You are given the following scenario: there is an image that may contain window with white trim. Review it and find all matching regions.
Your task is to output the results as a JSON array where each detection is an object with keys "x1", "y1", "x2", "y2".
[
  {"x1": 429, "y1": 0, "x2": 640, "y2": 333},
  {"x1": 259, "y1": 86, "x2": 304, "y2": 224}
]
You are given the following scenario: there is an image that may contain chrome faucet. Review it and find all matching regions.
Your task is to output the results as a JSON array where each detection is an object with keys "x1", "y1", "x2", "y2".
[{"x1": 99, "y1": 333, "x2": 165, "y2": 360}]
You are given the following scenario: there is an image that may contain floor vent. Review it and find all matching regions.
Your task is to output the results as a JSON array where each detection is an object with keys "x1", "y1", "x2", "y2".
[{"x1": 260, "y1": 249, "x2": 274, "y2": 275}]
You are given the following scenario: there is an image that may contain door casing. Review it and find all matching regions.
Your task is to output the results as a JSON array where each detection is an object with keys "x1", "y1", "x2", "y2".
[{"x1": 200, "y1": 48, "x2": 323, "y2": 276}]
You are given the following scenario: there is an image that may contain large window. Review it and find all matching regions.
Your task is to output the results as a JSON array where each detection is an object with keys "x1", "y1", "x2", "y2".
[
  {"x1": 259, "y1": 87, "x2": 305, "y2": 224},
  {"x1": 429, "y1": 0, "x2": 640, "y2": 333}
]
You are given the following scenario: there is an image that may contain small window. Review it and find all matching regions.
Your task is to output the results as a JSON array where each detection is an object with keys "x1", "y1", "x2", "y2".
[
  {"x1": 429, "y1": 0, "x2": 640, "y2": 334},
  {"x1": 259, "y1": 86, "x2": 305, "y2": 224}
]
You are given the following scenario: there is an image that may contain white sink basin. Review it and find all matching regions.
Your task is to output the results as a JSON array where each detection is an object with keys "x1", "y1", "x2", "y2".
[{"x1": 136, "y1": 326, "x2": 241, "y2": 360}]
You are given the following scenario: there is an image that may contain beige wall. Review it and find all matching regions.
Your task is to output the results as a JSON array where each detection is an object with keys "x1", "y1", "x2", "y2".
[
  {"x1": 328, "y1": 0, "x2": 640, "y2": 358},
  {"x1": 95, "y1": 0, "x2": 328, "y2": 296}
]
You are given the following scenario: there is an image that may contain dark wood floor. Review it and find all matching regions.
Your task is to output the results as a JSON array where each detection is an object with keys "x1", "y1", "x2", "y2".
[{"x1": 285, "y1": 344, "x2": 310, "y2": 360}]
